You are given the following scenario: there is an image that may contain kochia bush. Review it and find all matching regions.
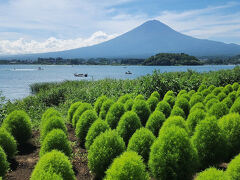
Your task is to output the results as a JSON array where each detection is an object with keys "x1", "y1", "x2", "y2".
[
  {"x1": 164, "y1": 90, "x2": 175, "y2": 97},
  {"x1": 146, "y1": 110, "x2": 165, "y2": 137},
  {"x1": 187, "y1": 109, "x2": 206, "y2": 135},
  {"x1": 204, "y1": 94, "x2": 217, "y2": 104},
  {"x1": 2, "y1": 110, "x2": 32, "y2": 144},
  {"x1": 118, "y1": 94, "x2": 133, "y2": 104},
  {"x1": 217, "y1": 92, "x2": 227, "y2": 101},
  {"x1": 232, "y1": 82, "x2": 239, "y2": 91},
  {"x1": 156, "y1": 100, "x2": 171, "y2": 118},
  {"x1": 175, "y1": 97, "x2": 190, "y2": 117},
  {"x1": 170, "y1": 105, "x2": 186, "y2": 119},
  {"x1": 226, "y1": 154, "x2": 240, "y2": 180},
  {"x1": 147, "y1": 96, "x2": 159, "y2": 112},
  {"x1": 30, "y1": 150, "x2": 75, "y2": 180},
  {"x1": 72, "y1": 103, "x2": 93, "y2": 128},
  {"x1": 150, "y1": 91, "x2": 160, "y2": 100},
  {"x1": 206, "y1": 98, "x2": 220, "y2": 110},
  {"x1": 190, "y1": 102, "x2": 205, "y2": 113},
  {"x1": 0, "y1": 146, "x2": 8, "y2": 177},
  {"x1": 198, "y1": 84, "x2": 207, "y2": 92},
  {"x1": 230, "y1": 97, "x2": 240, "y2": 114},
  {"x1": 99, "y1": 99, "x2": 114, "y2": 120},
  {"x1": 106, "y1": 102, "x2": 125, "y2": 129},
  {"x1": 134, "y1": 94, "x2": 145, "y2": 101},
  {"x1": 31, "y1": 170, "x2": 63, "y2": 180},
  {"x1": 149, "y1": 126, "x2": 197, "y2": 180},
  {"x1": 132, "y1": 100, "x2": 150, "y2": 126},
  {"x1": 67, "y1": 101, "x2": 81, "y2": 123},
  {"x1": 40, "y1": 129, "x2": 72, "y2": 158},
  {"x1": 212, "y1": 87, "x2": 222, "y2": 96},
  {"x1": 222, "y1": 97, "x2": 233, "y2": 108},
  {"x1": 201, "y1": 89, "x2": 211, "y2": 97},
  {"x1": 124, "y1": 99, "x2": 134, "y2": 111},
  {"x1": 75, "y1": 110, "x2": 98, "y2": 147},
  {"x1": 88, "y1": 130, "x2": 125, "y2": 178},
  {"x1": 209, "y1": 102, "x2": 229, "y2": 119},
  {"x1": 0, "y1": 128, "x2": 17, "y2": 159},
  {"x1": 117, "y1": 111, "x2": 142, "y2": 144},
  {"x1": 85, "y1": 119, "x2": 110, "y2": 150},
  {"x1": 127, "y1": 128, "x2": 156, "y2": 162},
  {"x1": 163, "y1": 95, "x2": 175, "y2": 108},
  {"x1": 195, "y1": 167, "x2": 225, "y2": 180},
  {"x1": 94, "y1": 95, "x2": 108, "y2": 115},
  {"x1": 105, "y1": 151, "x2": 149, "y2": 180},
  {"x1": 41, "y1": 108, "x2": 61, "y2": 128},
  {"x1": 189, "y1": 94, "x2": 203, "y2": 108}
]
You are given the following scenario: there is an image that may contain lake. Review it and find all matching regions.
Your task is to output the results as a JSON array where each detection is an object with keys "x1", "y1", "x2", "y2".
[{"x1": 0, "y1": 64, "x2": 236, "y2": 101}]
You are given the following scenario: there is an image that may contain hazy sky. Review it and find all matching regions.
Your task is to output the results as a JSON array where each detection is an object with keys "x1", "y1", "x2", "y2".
[{"x1": 0, "y1": 0, "x2": 240, "y2": 55}]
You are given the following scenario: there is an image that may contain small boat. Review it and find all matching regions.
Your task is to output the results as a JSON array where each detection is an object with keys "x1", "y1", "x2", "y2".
[
  {"x1": 125, "y1": 71, "x2": 132, "y2": 75},
  {"x1": 74, "y1": 73, "x2": 88, "y2": 77},
  {"x1": 38, "y1": 67, "x2": 44, "y2": 70}
]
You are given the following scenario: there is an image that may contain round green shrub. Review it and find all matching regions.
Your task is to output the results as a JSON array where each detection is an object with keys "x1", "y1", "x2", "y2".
[
  {"x1": 147, "y1": 96, "x2": 159, "y2": 112},
  {"x1": 222, "y1": 97, "x2": 233, "y2": 108},
  {"x1": 201, "y1": 89, "x2": 211, "y2": 97},
  {"x1": 225, "y1": 154, "x2": 240, "y2": 180},
  {"x1": 208, "y1": 85, "x2": 216, "y2": 92},
  {"x1": 218, "y1": 113, "x2": 240, "y2": 156},
  {"x1": 105, "y1": 151, "x2": 149, "y2": 180},
  {"x1": 212, "y1": 87, "x2": 222, "y2": 96},
  {"x1": 209, "y1": 102, "x2": 229, "y2": 119},
  {"x1": 132, "y1": 100, "x2": 150, "y2": 126},
  {"x1": 204, "y1": 94, "x2": 217, "y2": 104},
  {"x1": 72, "y1": 103, "x2": 92, "y2": 128},
  {"x1": 190, "y1": 102, "x2": 205, "y2": 113},
  {"x1": 31, "y1": 170, "x2": 63, "y2": 180},
  {"x1": 117, "y1": 111, "x2": 142, "y2": 144},
  {"x1": 67, "y1": 101, "x2": 81, "y2": 123},
  {"x1": 40, "y1": 115, "x2": 67, "y2": 143},
  {"x1": 224, "y1": 84, "x2": 233, "y2": 93},
  {"x1": 175, "y1": 97, "x2": 190, "y2": 116},
  {"x1": 150, "y1": 91, "x2": 160, "y2": 100},
  {"x1": 0, "y1": 128, "x2": 17, "y2": 159},
  {"x1": 146, "y1": 110, "x2": 165, "y2": 137},
  {"x1": 164, "y1": 90, "x2": 175, "y2": 97},
  {"x1": 85, "y1": 119, "x2": 110, "y2": 150},
  {"x1": 188, "y1": 90, "x2": 196, "y2": 97},
  {"x1": 217, "y1": 92, "x2": 227, "y2": 101},
  {"x1": 30, "y1": 150, "x2": 75, "y2": 180},
  {"x1": 118, "y1": 94, "x2": 133, "y2": 104},
  {"x1": 198, "y1": 84, "x2": 207, "y2": 92},
  {"x1": 124, "y1": 99, "x2": 134, "y2": 111},
  {"x1": 2, "y1": 110, "x2": 32, "y2": 144},
  {"x1": 170, "y1": 105, "x2": 185, "y2": 119},
  {"x1": 156, "y1": 100, "x2": 171, "y2": 118},
  {"x1": 196, "y1": 167, "x2": 225, "y2": 180},
  {"x1": 94, "y1": 95, "x2": 108, "y2": 115},
  {"x1": 134, "y1": 94, "x2": 145, "y2": 101},
  {"x1": 88, "y1": 130, "x2": 125, "y2": 178},
  {"x1": 106, "y1": 102, "x2": 125, "y2": 129},
  {"x1": 127, "y1": 128, "x2": 155, "y2": 162},
  {"x1": 206, "y1": 98, "x2": 220, "y2": 110},
  {"x1": 163, "y1": 95, "x2": 175, "y2": 108},
  {"x1": 40, "y1": 129, "x2": 72, "y2": 158},
  {"x1": 0, "y1": 146, "x2": 9, "y2": 177},
  {"x1": 232, "y1": 82, "x2": 239, "y2": 91},
  {"x1": 99, "y1": 99, "x2": 114, "y2": 120},
  {"x1": 187, "y1": 109, "x2": 206, "y2": 135},
  {"x1": 41, "y1": 108, "x2": 61, "y2": 128},
  {"x1": 75, "y1": 110, "x2": 98, "y2": 147},
  {"x1": 177, "y1": 89, "x2": 188, "y2": 97},
  {"x1": 189, "y1": 94, "x2": 203, "y2": 108},
  {"x1": 230, "y1": 97, "x2": 240, "y2": 114},
  {"x1": 159, "y1": 116, "x2": 189, "y2": 136},
  {"x1": 191, "y1": 116, "x2": 228, "y2": 168},
  {"x1": 149, "y1": 126, "x2": 197, "y2": 180},
  {"x1": 178, "y1": 93, "x2": 190, "y2": 101},
  {"x1": 228, "y1": 91, "x2": 237, "y2": 102}
]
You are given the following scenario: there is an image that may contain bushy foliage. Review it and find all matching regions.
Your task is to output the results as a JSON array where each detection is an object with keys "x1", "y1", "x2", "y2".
[
  {"x1": 118, "y1": 94, "x2": 133, "y2": 104},
  {"x1": 178, "y1": 93, "x2": 190, "y2": 101},
  {"x1": 218, "y1": 113, "x2": 240, "y2": 156},
  {"x1": 190, "y1": 102, "x2": 205, "y2": 113},
  {"x1": 72, "y1": 103, "x2": 92, "y2": 128},
  {"x1": 99, "y1": 99, "x2": 114, "y2": 120},
  {"x1": 178, "y1": 89, "x2": 188, "y2": 97},
  {"x1": 195, "y1": 167, "x2": 225, "y2": 180},
  {"x1": 105, "y1": 151, "x2": 149, "y2": 180},
  {"x1": 208, "y1": 85, "x2": 216, "y2": 92},
  {"x1": 127, "y1": 128, "x2": 155, "y2": 162},
  {"x1": 198, "y1": 84, "x2": 207, "y2": 92},
  {"x1": 201, "y1": 89, "x2": 211, "y2": 97},
  {"x1": 117, "y1": 111, "x2": 142, "y2": 144},
  {"x1": 40, "y1": 115, "x2": 67, "y2": 143},
  {"x1": 187, "y1": 109, "x2": 206, "y2": 135},
  {"x1": 230, "y1": 97, "x2": 240, "y2": 114},
  {"x1": 134, "y1": 94, "x2": 145, "y2": 101},
  {"x1": 149, "y1": 126, "x2": 197, "y2": 180},
  {"x1": 189, "y1": 94, "x2": 203, "y2": 108},
  {"x1": 132, "y1": 100, "x2": 150, "y2": 126},
  {"x1": 212, "y1": 87, "x2": 222, "y2": 96},
  {"x1": 163, "y1": 95, "x2": 175, "y2": 108},
  {"x1": 225, "y1": 154, "x2": 240, "y2": 180},
  {"x1": 40, "y1": 129, "x2": 72, "y2": 157},
  {"x1": 124, "y1": 99, "x2": 134, "y2": 111},
  {"x1": 2, "y1": 110, "x2": 32, "y2": 144},
  {"x1": 147, "y1": 96, "x2": 159, "y2": 112},
  {"x1": 88, "y1": 130, "x2": 125, "y2": 178},
  {"x1": 159, "y1": 116, "x2": 189, "y2": 136},
  {"x1": 0, "y1": 146, "x2": 9, "y2": 177},
  {"x1": 224, "y1": 84, "x2": 233, "y2": 94},
  {"x1": 85, "y1": 119, "x2": 110, "y2": 150},
  {"x1": 209, "y1": 102, "x2": 229, "y2": 119},
  {"x1": 106, "y1": 102, "x2": 125, "y2": 129},
  {"x1": 150, "y1": 91, "x2": 160, "y2": 100},
  {"x1": 146, "y1": 110, "x2": 165, "y2": 137},
  {"x1": 41, "y1": 108, "x2": 61, "y2": 128},
  {"x1": 204, "y1": 94, "x2": 217, "y2": 104},
  {"x1": 75, "y1": 110, "x2": 98, "y2": 147},
  {"x1": 94, "y1": 95, "x2": 108, "y2": 115},
  {"x1": 170, "y1": 105, "x2": 186, "y2": 119},
  {"x1": 228, "y1": 91, "x2": 236, "y2": 102},
  {"x1": 191, "y1": 116, "x2": 228, "y2": 168},
  {"x1": 188, "y1": 90, "x2": 196, "y2": 97},
  {"x1": 165, "y1": 90, "x2": 175, "y2": 97},
  {"x1": 31, "y1": 150, "x2": 75, "y2": 180},
  {"x1": 31, "y1": 170, "x2": 63, "y2": 180},
  {"x1": 0, "y1": 128, "x2": 17, "y2": 159},
  {"x1": 175, "y1": 97, "x2": 190, "y2": 116},
  {"x1": 156, "y1": 100, "x2": 171, "y2": 118},
  {"x1": 232, "y1": 82, "x2": 239, "y2": 91},
  {"x1": 67, "y1": 101, "x2": 81, "y2": 123},
  {"x1": 206, "y1": 98, "x2": 220, "y2": 110},
  {"x1": 222, "y1": 97, "x2": 233, "y2": 108},
  {"x1": 217, "y1": 92, "x2": 227, "y2": 101}
]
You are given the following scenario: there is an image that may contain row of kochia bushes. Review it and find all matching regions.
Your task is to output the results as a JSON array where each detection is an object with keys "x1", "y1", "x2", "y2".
[{"x1": 66, "y1": 82, "x2": 240, "y2": 179}]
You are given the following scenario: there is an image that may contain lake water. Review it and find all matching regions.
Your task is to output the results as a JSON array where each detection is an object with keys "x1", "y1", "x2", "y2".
[{"x1": 0, "y1": 64, "x2": 236, "y2": 101}]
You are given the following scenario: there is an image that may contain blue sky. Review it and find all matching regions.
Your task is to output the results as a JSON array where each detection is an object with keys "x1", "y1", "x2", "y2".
[{"x1": 0, "y1": 0, "x2": 240, "y2": 54}]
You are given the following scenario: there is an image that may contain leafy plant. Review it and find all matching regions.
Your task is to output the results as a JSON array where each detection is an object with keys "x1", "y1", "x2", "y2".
[
  {"x1": 0, "y1": 128, "x2": 17, "y2": 159},
  {"x1": 72, "y1": 103, "x2": 93, "y2": 128},
  {"x1": 67, "y1": 101, "x2": 82, "y2": 123},
  {"x1": 0, "y1": 146, "x2": 9, "y2": 177},
  {"x1": 132, "y1": 100, "x2": 151, "y2": 126},
  {"x1": 195, "y1": 167, "x2": 225, "y2": 180},
  {"x1": 146, "y1": 110, "x2": 165, "y2": 137}
]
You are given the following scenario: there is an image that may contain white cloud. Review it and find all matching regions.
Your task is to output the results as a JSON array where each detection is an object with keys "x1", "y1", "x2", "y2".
[{"x1": 0, "y1": 31, "x2": 117, "y2": 55}]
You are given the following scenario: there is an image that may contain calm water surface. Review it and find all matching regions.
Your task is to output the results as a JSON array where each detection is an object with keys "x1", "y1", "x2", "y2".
[{"x1": 0, "y1": 64, "x2": 236, "y2": 101}]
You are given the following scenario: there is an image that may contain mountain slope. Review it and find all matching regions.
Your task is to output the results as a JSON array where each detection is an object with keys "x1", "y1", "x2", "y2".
[{"x1": 2, "y1": 20, "x2": 240, "y2": 59}]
